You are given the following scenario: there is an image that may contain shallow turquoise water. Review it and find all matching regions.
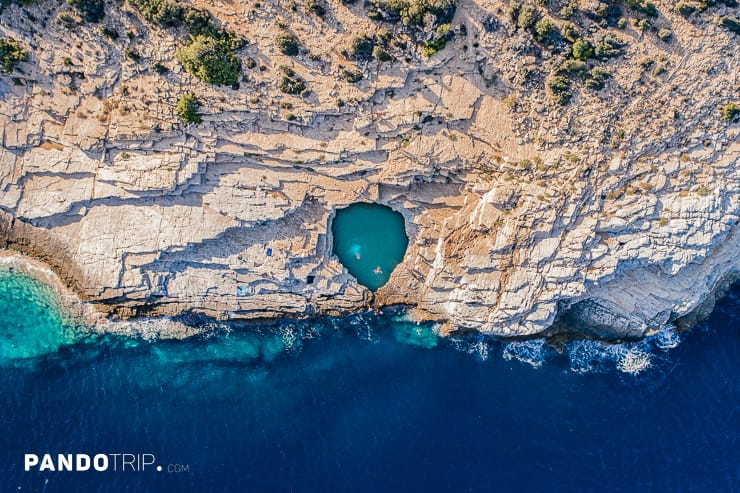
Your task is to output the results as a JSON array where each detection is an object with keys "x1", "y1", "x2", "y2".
[
  {"x1": 331, "y1": 203, "x2": 409, "y2": 291},
  {"x1": 0, "y1": 269, "x2": 81, "y2": 362},
  {"x1": 0, "y1": 269, "x2": 738, "y2": 492}
]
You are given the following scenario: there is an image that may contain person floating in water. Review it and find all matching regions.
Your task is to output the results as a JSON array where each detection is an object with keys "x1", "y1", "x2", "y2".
[
  {"x1": 349, "y1": 243, "x2": 362, "y2": 260},
  {"x1": 373, "y1": 266, "x2": 383, "y2": 275}
]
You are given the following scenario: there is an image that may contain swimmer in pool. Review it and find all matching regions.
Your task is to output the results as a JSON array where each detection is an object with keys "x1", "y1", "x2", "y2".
[
  {"x1": 349, "y1": 243, "x2": 362, "y2": 260},
  {"x1": 373, "y1": 266, "x2": 383, "y2": 275}
]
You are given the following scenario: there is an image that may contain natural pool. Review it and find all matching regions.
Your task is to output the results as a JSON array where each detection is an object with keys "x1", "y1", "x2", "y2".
[{"x1": 331, "y1": 202, "x2": 409, "y2": 291}]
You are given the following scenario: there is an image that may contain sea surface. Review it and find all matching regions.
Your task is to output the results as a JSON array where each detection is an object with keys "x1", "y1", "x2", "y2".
[{"x1": 0, "y1": 268, "x2": 738, "y2": 492}]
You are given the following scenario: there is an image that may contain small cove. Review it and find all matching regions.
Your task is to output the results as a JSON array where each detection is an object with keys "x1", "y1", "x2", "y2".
[{"x1": 330, "y1": 202, "x2": 409, "y2": 291}]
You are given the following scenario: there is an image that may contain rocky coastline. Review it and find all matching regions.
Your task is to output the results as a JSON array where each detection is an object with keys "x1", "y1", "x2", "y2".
[{"x1": 1, "y1": 0, "x2": 738, "y2": 339}]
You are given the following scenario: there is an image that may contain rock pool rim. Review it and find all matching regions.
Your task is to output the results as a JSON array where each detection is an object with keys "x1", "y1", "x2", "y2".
[{"x1": 329, "y1": 202, "x2": 410, "y2": 292}]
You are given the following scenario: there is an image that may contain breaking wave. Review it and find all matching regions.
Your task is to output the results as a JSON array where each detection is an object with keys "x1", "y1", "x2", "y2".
[{"x1": 0, "y1": 266, "x2": 722, "y2": 377}]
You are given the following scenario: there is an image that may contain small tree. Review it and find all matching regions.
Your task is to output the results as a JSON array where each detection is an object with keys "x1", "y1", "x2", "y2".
[
  {"x1": 571, "y1": 38, "x2": 593, "y2": 61},
  {"x1": 0, "y1": 38, "x2": 28, "y2": 74},
  {"x1": 176, "y1": 35, "x2": 242, "y2": 86},
  {"x1": 279, "y1": 66, "x2": 306, "y2": 94},
  {"x1": 372, "y1": 45, "x2": 393, "y2": 62},
  {"x1": 721, "y1": 102, "x2": 739, "y2": 121},
  {"x1": 517, "y1": 4, "x2": 537, "y2": 29},
  {"x1": 67, "y1": 0, "x2": 105, "y2": 22},
  {"x1": 176, "y1": 93, "x2": 202, "y2": 124},
  {"x1": 276, "y1": 32, "x2": 300, "y2": 56},
  {"x1": 547, "y1": 76, "x2": 572, "y2": 105},
  {"x1": 346, "y1": 35, "x2": 375, "y2": 61}
]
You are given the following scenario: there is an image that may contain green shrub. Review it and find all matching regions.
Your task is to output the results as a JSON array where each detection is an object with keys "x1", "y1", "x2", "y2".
[
  {"x1": 560, "y1": 21, "x2": 578, "y2": 42},
  {"x1": 594, "y1": 34, "x2": 625, "y2": 58},
  {"x1": 346, "y1": 35, "x2": 375, "y2": 61},
  {"x1": 276, "y1": 32, "x2": 300, "y2": 56},
  {"x1": 657, "y1": 28, "x2": 672, "y2": 42},
  {"x1": 182, "y1": 7, "x2": 226, "y2": 39},
  {"x1": 0, "y1": 38, "x2": 28, "y2": 74},
  {"x1": 307, "y1": 0, "x2": 326, "y2": 16},
  {"x1": 585, "y1": 66, "x2": 610, "y2": 90},
  {"x1": 176, "y1": 35, "x2": 242, "y2": 86},
  {"x1": 571, "y1": 38, "x2": 593, "y2": 61},
  {"x1": 507, "y1": 1, "x2": 521, "y2": 21},
  {"x1": 534, "y1": 17, "x2": 557, "y2": 41},
  {"x1": 129, "y1": 0, "x2": 183, "y2": 27},
  {"x1": 176, "y1": 93, "x2": 202, "y2": 124},
  {"x1": 559, "y1": 0, "x2": 578, "y2": 18},
  {"x1": 718, "y1": 15, "x2": 740, "y2": 35},
  {"x1": 625, "y1": 0, "x2": 657, "y2": 17},
  {"x1": 369, "y1": 0, "x2": 456, "y2": 28},
  {"x1": 376, "y1": 28, "x2": 391, "y2": 43},
  {"x1": 67, "y1": 0, "x2": 105, "y2": 22},
  {"x1": 517, "y1": 4, "x2": 537, "y2": 29},
  {"x1": 341, "y1": 67, "x2": 363, "y2": 82},
  {"x1": 720, "y1": 102, "x2": 739, "y2": 121},
  {"x1": 372, "y1": 45, "x2": 393, "y2": 62},
  {"x1": 547, "y1": 75, "x2": 572, "y2": 105},
  {"x1": 421, "y1": 36, "x2": 446, "y2": 57},
  {"x1": 101, "y1": 25, "x2": 119, "y2": 39},
  {"x1": 151, "y1": 61, "x2": 169, "y2": 74},
  {"x1": 555, "y1": 59, "x2": 587, "y2": 77},
  {"x1": 279, "y1": 66, "x2": 306, "y2": 94},
  {"x1": 675, "y1": 2, "x2": 696, "y2": 15}
]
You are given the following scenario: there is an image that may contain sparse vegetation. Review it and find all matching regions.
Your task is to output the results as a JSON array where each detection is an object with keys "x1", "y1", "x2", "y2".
[
  {"x1": 372, "y1": 46, "x2": 393, "y2": 62},
  {"x1": 345, "y1": 35, "x2": 375, "y2": 61},
  {"x1": 151, "y1": 61, "x2": 169, "y2": 74},
  {"x1": 675, "y1": 2, "x2": 696, "y2": 15},
  {"x1": 421, "y1": 36, "x2": 447, "y2": 57},
  {"x1": 555, "y1": 59, "x2": 587, "y2": 77},
  {"x1": 341, "y1": 67, "x2": 364, "y2": 83},
  {"x1": 547, "y1": 75, "x2": 572, "y2": 105},
  {"x1": 718, "y1": 15, "x2": 740, "y2": 35},
  {"x1": 276, "y1": 32, "x2": 300, "y2": 56},
  {"x1": 101, "y1": 25, "x2": 119, "y2": 39},
  {"x1": 534, "y1": 17, "x2": 557, "y2": 43},
  {"x1": 720, "y1": 102, "x2": 739, "y2": 121},
  {"x1": 594, "y1": 34, "x2": 626, "y2": 59},
  {"x1": 67, "y1": 0, "x2": 105, "y2": 22},
  {"x1": 585, "y1": 67, "x2": 610, "y2": 90},
  {"x1": 307, "y1": 0, "x2": 326, "y2": 17},
  {"x1": 0, "y1": 38, "x2": 28, "y2": 74},
  {"x1": 367, "y1": 0, "x2": 456, "y2": 28},
  {"x1": 279, "y1": 65, "x2": 306, "y2": 94},
  {"x1": 657, "y1": 28, "x2": 672, "y2": 42},
  {"x1": 176, "y1": 93, "x2": 202, "y2": 124}
]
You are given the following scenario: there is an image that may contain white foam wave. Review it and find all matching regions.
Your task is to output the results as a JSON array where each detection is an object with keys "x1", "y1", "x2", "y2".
[
  {"x1": 502, "y1": 339, "x2": 552, "y2": 368},
  {"x1": 652, "y1": 325, "x2": 680, "y2": 350}
]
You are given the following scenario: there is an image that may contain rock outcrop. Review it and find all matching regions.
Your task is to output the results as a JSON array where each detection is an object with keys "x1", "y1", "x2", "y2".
[{"x1": 1, "y1": 0, "x2": 738, "y2": 338}]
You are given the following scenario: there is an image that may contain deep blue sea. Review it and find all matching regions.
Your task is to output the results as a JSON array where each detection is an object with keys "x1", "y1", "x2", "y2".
[{"x1": 0, "y1": 269, "x2": 738, "y2": 492}]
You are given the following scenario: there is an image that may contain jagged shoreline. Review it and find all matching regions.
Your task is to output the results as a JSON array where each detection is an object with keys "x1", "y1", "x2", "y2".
[
  {"x1": 1, "y1": 0, "x2": 738, "y2": 338},
  {"x1": 1, "y1": 244, "x2": 736, "y2": 344}
]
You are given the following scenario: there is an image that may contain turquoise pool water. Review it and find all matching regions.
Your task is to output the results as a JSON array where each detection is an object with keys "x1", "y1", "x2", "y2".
[{"x1": 331, "y1": 203, "x2": 409, "y2": 291}]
